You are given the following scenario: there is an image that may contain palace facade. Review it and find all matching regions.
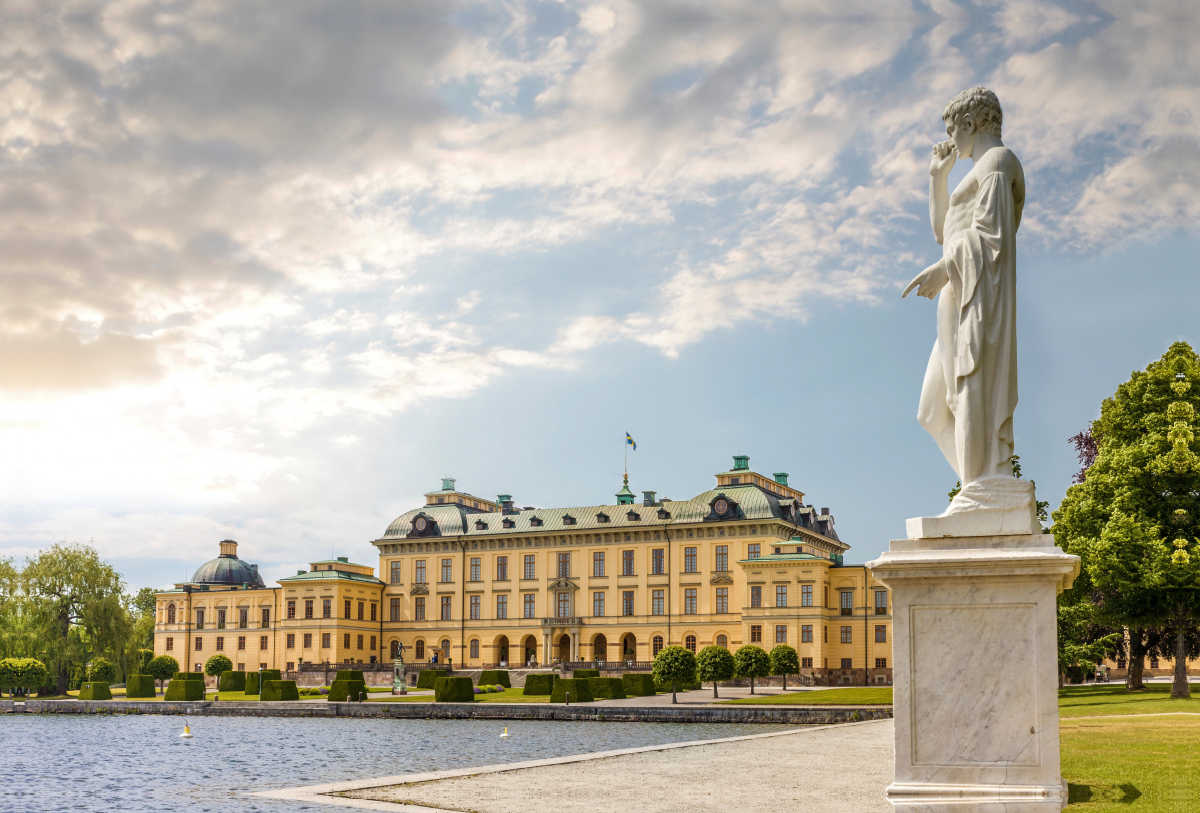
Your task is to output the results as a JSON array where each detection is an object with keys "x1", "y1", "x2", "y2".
[{"x1": 154, "y1": 456, "x2": 893, "y2": 685}]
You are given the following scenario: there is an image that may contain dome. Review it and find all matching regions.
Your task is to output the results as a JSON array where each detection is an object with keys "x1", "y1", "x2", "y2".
[{"x1": 190, "y1": 540, "x2": 266, "y2": 587}]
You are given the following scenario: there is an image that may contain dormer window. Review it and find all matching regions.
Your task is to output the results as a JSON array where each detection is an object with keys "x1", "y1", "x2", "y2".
[
  {"x1": 596, "y1": 512, "x2": 610, "y2": 523},
  {"x1": 409, "y1": 513, "x2": 438, "y2": 537},
  {"x1": 626, "y1": 511, "x2": 640, "y2": 521},
  {"x1": 530, "y1": 517, "x2": 543, "y2": 527},
  {"x1": 562, "y1": 514, "x2": 576, "y2": 526},
  {"x1": 475, "y1": 520, "x2": 488, "y2": 531},
  {"x1": 657, "y1": 508, "x2": 670, "y2": 520},
  {"x1": 502, "y1": 518, "x2": 515, "y2": 529},
  {"x1": 730, "y1": 477, "x2": 740, "y2": 485}
]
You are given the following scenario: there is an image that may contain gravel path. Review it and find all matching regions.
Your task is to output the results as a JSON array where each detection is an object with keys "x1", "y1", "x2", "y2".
[{"x1": 341, "y1": 719, "x2": 893, "y2": 813}]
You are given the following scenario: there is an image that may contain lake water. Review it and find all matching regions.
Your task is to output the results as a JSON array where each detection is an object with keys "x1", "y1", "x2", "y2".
[{"x1": 8, "y1": 715, "x2": 792, "y2": 812}]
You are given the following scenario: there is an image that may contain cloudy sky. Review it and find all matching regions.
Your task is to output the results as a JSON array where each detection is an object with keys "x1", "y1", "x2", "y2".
[{"x1": 2, "y1": 0, "x2": 1197, "y2": 590}]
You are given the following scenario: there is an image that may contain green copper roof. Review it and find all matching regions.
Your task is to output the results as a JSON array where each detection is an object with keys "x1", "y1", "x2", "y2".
[
  {"x1": 309, "y1": 558, "x2": 371, "y2": 568},
  {"x1": 278, "y1": 570, "x2": 383, "y2": 584},
  {"x1": 738, "y1": 552, "x2": 823, "y2": 563}
]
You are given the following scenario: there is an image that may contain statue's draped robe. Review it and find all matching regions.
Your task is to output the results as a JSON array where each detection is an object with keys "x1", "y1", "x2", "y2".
[{"x1": 918, "y1": 147, "x2": 1025, "y2": 487}]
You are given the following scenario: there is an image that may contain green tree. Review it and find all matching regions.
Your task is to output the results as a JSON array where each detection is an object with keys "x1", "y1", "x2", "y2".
[
  {"x1": 1054, "y1": 342, "x2": 1200, "y2": 698},
  {"x1": 733, "y1": 645, "x2": 770, "y2": 694},
  {"x1": 204, "y1": 653, "x2": 232, "y2": 677},
  {"x1": 147, "y1": 655, "x2": 179, "y2": 691},
  {"x1": 13, "y1": 658, "x2": 49, "y2": 696},
  {"x1": 132, "y1": 648, "x2": 154, "y2": 675},
  {"x1": 88, "y1": 657, "x2": 117, "y2": 684},
  {"x1": 651, "y1": 645, "x2": 697, "y2": 704},
  {"x1": 131, "y1": 588, "x2": 157, "y2": 617},
  {"x1": 0, "y1": 659, "x2": 16, "y2": 697},
  {"x1": 695, "y1": 645, "x2": 735, "y2": 698},
  {"x1": 1058, "y1": 603, "x2": 1120, "y2": 686},
  {"x1": 769, "y1": 644, "x2": 800, "y2": 691},
  {"x1": 21, "y1": 543, "x2": 131, "y2": 694}
]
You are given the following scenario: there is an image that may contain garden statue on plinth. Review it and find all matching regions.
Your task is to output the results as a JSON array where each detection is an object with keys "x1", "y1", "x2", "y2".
[
  {"x1": 869, "y1": 87, "x2": 1080, "y2": 812},
  {"x1": 392, "y1": 642, "x2": 407, "y2": 695}
]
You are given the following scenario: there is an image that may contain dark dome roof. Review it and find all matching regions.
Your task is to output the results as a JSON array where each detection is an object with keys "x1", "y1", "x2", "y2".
[{"x1": 191, "y1": 554, "x2": 265, "y2": 587}]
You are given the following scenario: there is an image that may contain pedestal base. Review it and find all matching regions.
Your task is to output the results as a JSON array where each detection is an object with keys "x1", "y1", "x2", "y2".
[
  {"x1": 906, "y1": 476, "x2": 1040, "y2": 539},
  {"x1": 886, "y1": 778, "x2": 1068, "y2": 812}
]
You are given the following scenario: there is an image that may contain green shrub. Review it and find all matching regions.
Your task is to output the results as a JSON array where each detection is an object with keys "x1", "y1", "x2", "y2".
[
  {"x1": 329, "y1": 679, "x2": 368, "y2": 702},
  {"x1": 164, "y1": 675, "x2": 206, "y2": 701},
  {"x1": 78, "y1": 681, "x2": 112, "y2": 700},
  {"x1": 587, "y1": 677, "x2": 626, "y2": 699},
  {"x1": 652, "y1": 646, "x2": 698, "y2": 701},
  {"x1": 125, "y1": 674, "x2": 157, "y2": 698},
  {"x1": 479, "y1": 669, "x2": 511, "y2": 688},
  {"x1": 416, "y1": 670, "x2": 444, "y2": 690},
  {"x1": 218, "y1": 671, "x2": 246, "y2": 692},
  {"x1": 550, "y1": 678, "x2": 594, "y2": 703},
  {"x1": 522, "y1": 673, "x2": 557, "y2": 695},
  {"x1": 434, "y1": 676, "x2": 475, "y2": 702},
  {"x1": 572, "y1": 668, "x2": 601, "y2": 679},
  {"x1": 335, "y1": 670, "x2": 365, "y2": 682},
  {"x1": 204, "y1": 654, "x2": 233, "y2": 677},
  {"x1": 733, "y1": 645, "x2": 771, "y2": 694},
  {"x1": 622, "y1": 673, "x2": 656, "y2": 696},
  {"x1": 147, "y1": 656, "x2": 179, "y2": 691},
  {"x1": 696, "y1": 645, "x2": 736, "y2": 697},
  {"x1": 769, "y1": 644, "x2": 801, "y2": 689},
  {"x1": 245, "y1": 669, "x2": 281, "y2": 695},
  {"x1": 261, "y1": 680, "x2": 300, "y2": 701},
  {"x1": 88, "y1": 658, "x2": 118, "y2": 684}
]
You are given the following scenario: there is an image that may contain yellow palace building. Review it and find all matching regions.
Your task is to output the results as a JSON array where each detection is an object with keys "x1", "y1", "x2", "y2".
[{"x1": 154, "y1": 455, "x2": 893, "y2": 686}]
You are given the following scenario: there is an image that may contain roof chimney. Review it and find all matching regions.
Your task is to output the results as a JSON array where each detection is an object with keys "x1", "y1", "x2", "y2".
[
  {"x1": 219, "y1": 539, "x2": 238, "y2": 557},
  {"x1": 497, "y1": 494, "x2": 515, "y2": 514},
  {"x1": 732, "y1": 455, "x2": 750, "y2": 471},
  {"x1": 821, "y1": 507, "x2": 830, "y2": 516},
  {"x1": 642, "y1": 490, "x2": 657, "y2": 506},
  {"x1": 441, "y1": 477, "x2": 456, "y2": 491},
  {"x1": 773, "y1": 472, "x2": 789, "y2": 485}
]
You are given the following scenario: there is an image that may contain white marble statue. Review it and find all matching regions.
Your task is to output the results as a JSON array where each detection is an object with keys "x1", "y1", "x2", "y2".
[{"x1": 902, "y1": 87, "x2": 1033, "y2": 536}]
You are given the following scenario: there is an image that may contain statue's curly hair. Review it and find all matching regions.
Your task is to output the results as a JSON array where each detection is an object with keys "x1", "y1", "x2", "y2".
[{"x1": 942, "y1": 87, "x2": 1002, "y2": 137}]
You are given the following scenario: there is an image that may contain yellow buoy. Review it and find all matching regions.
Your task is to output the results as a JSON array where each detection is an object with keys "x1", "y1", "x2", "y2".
[
  {"x1": 180, "y1": 724, "x2": 193, "y2": 739},
  {"x1": 500, "y1": 725, "x2": 509, "y2": 738}
]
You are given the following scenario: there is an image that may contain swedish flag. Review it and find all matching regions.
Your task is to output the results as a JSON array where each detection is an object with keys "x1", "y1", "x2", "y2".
[{"x1": 626, "y1": 432, "x2": 637, "y2": 451}]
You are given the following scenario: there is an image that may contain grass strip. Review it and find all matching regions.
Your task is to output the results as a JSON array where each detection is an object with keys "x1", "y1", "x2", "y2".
[
  {"x1": 1062, "y1": 714, "x2": 1200, "y2": 810},
  {"x1": 719, "y1": 687, "x2": 893, "y2": 706},
  {"x1": 1059, "y1": 684, "x2": 1200, "y2": 718}
]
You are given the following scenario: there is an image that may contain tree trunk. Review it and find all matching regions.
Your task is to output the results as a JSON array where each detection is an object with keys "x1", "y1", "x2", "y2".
[
  {"x1": 782, "y1": 673, "x2": 787, "y2": 691},
  {"x1": 55, "y1": 665, "x2": 69, "y2": 696},
  {"x1": 713, "y1": 681, "x2": 718, "y2": 699},
  {"x1": 671, "y1": 681, "x2": 677, "y2": 704},
  {"x1": 750, "y1": 676, "x2": 755, "y2": 695},
  {"x1": 1173, "y1": 626, "x2": 1191, "y2": 699},
  {"x1": 1127, "y1": 629, "x2": 1146, "y2": 691}
]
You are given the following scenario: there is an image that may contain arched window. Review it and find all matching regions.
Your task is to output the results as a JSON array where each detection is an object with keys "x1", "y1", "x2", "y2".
[
  {"x1": 415, "y1": 639, "x2": 425, "y2": 660},
  {"x1": 685, "y1": 635, "x2": 697, "y2": 653},
  {"x1": 652, "y1": 635, "x2": 664, "y2": 656},
  {"x1": 441, "y1": 639, "x2": 451, "y2": 660},
  {"x1": 470, "y1": 639, "x2": 480, "y2": 658},
  {"x1": 167, "y1": 604, "x2": 176, "y2": 624},
  {"x1": 716, "y1": 634, "x2": 728, "y2": 649}
]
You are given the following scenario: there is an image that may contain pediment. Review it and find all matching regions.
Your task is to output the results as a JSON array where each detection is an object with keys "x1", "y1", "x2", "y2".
[
  {"x1": 547, "y1": 578, "x2": 578, "y2": 591},
  {"x1": 710, "y1": 573, "x2": 734, "y2": 585}
]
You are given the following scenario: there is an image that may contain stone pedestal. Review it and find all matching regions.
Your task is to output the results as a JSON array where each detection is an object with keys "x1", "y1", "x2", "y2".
[{"x1": 867, "y1": 529, "x2": 1079, "y2": 812}]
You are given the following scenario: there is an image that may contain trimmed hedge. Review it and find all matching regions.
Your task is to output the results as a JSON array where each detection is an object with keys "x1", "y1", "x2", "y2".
[
  {"x1": 245, "y1": 669, "x2": 281, "y2": 695},
  {"x1": 622, "y1": 673, "x2": 657, "y2": 697},
  {"x1": 329, "y1": 679, "x2": 368, "y2": 702},
  {"x1": 172, "y1": 671, "x2": 205, "y2": 681},
  {"x1": 335, "y1": 669, "x2": 365, "y2": 682},
  {"x1": 434, "y1": 676, "x2": 475, "y2": 702},
  {"x1": 550, "y1": 678, "x2": 594, "y2": 703},
  {"x1": 261, "y1": 680, "x2": 299, "y2": 702},
  {"x1": 165, "y1": 677, "x2": 206, "y2": 701},
  {"x1": 572, "y1": 668, "x2": 601, "y2": 679},
  {"x1": 522, "y1": 673, "x2": 557, "y2": 696},
  {"x1": 479, "y1": 669, "x2": 511, "y2": 688},
  {"x1": 416, "y1": 670, "x2": 444, "y2": 690},
  {"x1": 218, "y1": 671, "x2": 246, "y2": 692},
  {"x1": 587, "y1": 677, "x2": 626, "y2": 700},
  {"x1": 125, "y1": 675, "x2": 157, "y2": 698},
  {"x1": 78, "y1": 681, "x2": 112, "y2": 700}
]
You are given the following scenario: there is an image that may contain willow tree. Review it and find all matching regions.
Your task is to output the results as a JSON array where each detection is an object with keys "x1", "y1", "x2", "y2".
[{"x1": 1054, "y1": 342, "x2": 1200, "y2": 697}]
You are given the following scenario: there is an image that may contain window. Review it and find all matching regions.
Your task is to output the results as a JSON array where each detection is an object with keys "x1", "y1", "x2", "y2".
[
  {"x1": 470, "y1": 595, "x2": 481, "y2": 620},
  {"x1": 652, "y1": 635, "x2": 664, "y2": 656},
  {"x1": 622, "y1": 550, "x2": 635, "y2": 575},
  {"x1": 840, "y1": 591, "x2": 853, "y2": 616},
  {"x1": 216, "y1": 636, "x2": 225, "y2": 650},
  {"x1": 801, "y1": 657, "x2": 813, "y2": 668},
  {"x1": 802, "y1": 584, "x2": 813, "y2": 607},
  {"x1": 557, "y1": 591, "x2": 571, "y2": 618},
  {"x1": 652, "y1": 589, "x2": 664, "y2": 616},
  {"x1": 390, "y1": 598, "x2": 400, "y2": 621},
  {"x1": 751, "y1": 586, "x2": 762, "y2": 607},
  {"x1": 370, "y1": 635, "x2": 376, "y2": 652},
  {"x1": 470, "y1": 639, "x2": 479, "y2": 658},
  {"x1": 285, "y1": 662, "x2": 294, "y2": 672},
  {"x1": 652, "y1": 548, "x2": 664, "y2": 575},
  {"x1": 441, "y1": 559, "x2": 453, "y2": 583},
  {"x1": 322, "y1": 598, "x2": 331, "y2": 619},
  {"x1": 685, "y1": 635, "x2": 697, "y2": 653},
  {"x1": 344, "y1": 599, "x2": 351, "y2": 619},
  {"x1": 286, "y1": 601, "x2": 295, "y2": 620},
  {"x1": 217, "y1": 609, "x2": 226, "y2": 629},
  {"x1": 300, "y1": 633, "x2": 310, "y2": 648},
  {"x1": 370, "y1": 603, "x2": 377, "y2": 622},
  {"x1": 343, "y1": 633, "x2": 350, "y2": 649},
  {"x1": 775, "y1": 625, "x2": 787, "y2": 643},
  {"x1": 824, "y1": 626, "x2": 828, "y2": 643},
  {"x1": 1117, "y1": 659, "x2": 1127, "y2": 669},
  {"x1": 524, "y1": 594, "x2": 536, "y2": 618},
  {"x1": 622, "y1": 591, "x2": 634, "y2": 616},
  {"x1": 716, "y1": 634, "x2": 728, "y2": 648},
  {"x1": 358, "y1": 601, "x2": 364, "y2": 621},
  {"x1": 492, "y1": 594, "x2": 506, "y2": 619},
  {"x1": 840, "y1": 626, "x2": 852, "y2": 644},
  {"x1": 715, "y1": 587, "x2": 728, "y2": 614},
  {"x1": 416, "y1": 640, "x2": 425, "y2": 659},
  {"x1": 166, "y1": 637, "x2": 174, "y2": 651},
  {"x1": 304, "y1": 599, "x2": 313, "y2": 619},
  {"x1": 748, "y1": 543, "x2": 761, "y2": 559},
  {"x1": 261, "y1": 608, "x2": 270, "y2": 627},
  {"x1": 195, "y1": 636, "x2": 203, "y2": 651},
  {"x1": 593, "y1": 592, "x2": 605, "y2": 617},
  {"x1": 750, "y1": 625, "x2": 762, "y2": 643},
  {"x1": 1151, "y1": 657, "x2": 1160, "y2": 668},
  {"x1": 414, "y1": 597, "x2": 425, "y2": 621},
  {"x1": 259, "y1": 636, "x2": 268, "y2": 650},
  {"x1": 593, "y1": 551, "x2": 605, "y2": 577},
  {"x1": 322, "y1": 633, "x2": 331, "y2": 648},
  {"x1": 167, "y1": 604, "x2": 176, "y2": 624},
  {"x1": 391, "y1": 561, "x2": 402, "y2": 584},
  {"x1": 715, "y1": 545, "x2": 728, "y2": 571},
  {"x1": 875, "y1": 658, "x2": 887, "y2": 668},
  {"x1": 357, "y1": 635, "x2": 364, "y2": 650},
  {"x1": 684, "y1": 588, "x2": 697, "y2": 615},
  {"x1": 441, "y1": 596, "x2": 452, "y2": 621},
  {"x1": 802, "y1": 624, "x2": 813, "y2": 642},
  {"x1": 497, "y1": 556, "x2": 508, "y2": 581},
  {"x1": 239, "y1": 608, "x2": 248, "y2": 629},
  {"x1": 470, "y1": 557, "x2": 481, "y2": 582},
  {"x1": 415, "y1": 560, "x2": 426, "y2": 583},
  {"x1": 875, "y1": 590, "x2": 888, "y2": 615},
  {"x1": 875, "y1": 625, "x2": 887, "y2": 643},
  {"x1": 524, "y1": 555, "x2": 536, "y2": 579},
  {"x1": 684, "y1": 547, "x2": 697, "y2": 573},
  {"x1": 841, "y1": 658, "x2": 853, "y2": 669},
  {"x1": 776, "y1": 585, "x2": 788, "y2": 608},
  {"x1": 286, "y1": 634, "x2": 295, "y2": 649},
  {"x1": 195, "y1": 608, "x2": 206, "y2": 629},
  {"x1": 237, "y1": 636, "x2": 246, "y2": 650},
  {"x1": 557, "y1": 552, "x2": 570, "y2": 578}
]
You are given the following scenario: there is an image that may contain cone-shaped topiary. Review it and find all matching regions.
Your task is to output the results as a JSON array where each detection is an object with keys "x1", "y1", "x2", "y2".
[
  {"x1": 522, "y1": 673, "x2": 557, "y2": 695},
  {"x1": 78, "y1": 681, "x2": 112, "y2": 700}
]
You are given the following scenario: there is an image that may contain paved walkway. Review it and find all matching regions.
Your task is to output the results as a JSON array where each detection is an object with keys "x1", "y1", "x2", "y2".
[{"x1": 258, "y1": 719, "x2": 894, "y2": 812}]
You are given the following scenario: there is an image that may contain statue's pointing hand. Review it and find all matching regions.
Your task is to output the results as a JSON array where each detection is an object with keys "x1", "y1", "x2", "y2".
[{"x1": 902, "y1": 258, "x2": 949, "y2": 300}]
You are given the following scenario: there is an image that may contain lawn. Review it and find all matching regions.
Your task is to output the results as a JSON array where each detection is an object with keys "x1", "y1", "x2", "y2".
[
  {"x1": 1062, "y1": 715, "x2": 1200, "y2": 811},
  {"x1": 1059, "y1": 683, "x2": 1200, "y2": 718},
  {"x1": 365, "y1": 687, "x2": 549, "y2": 704},
  {"x1": 719, "y1": 687, "x2": 894, "y2": 705}
]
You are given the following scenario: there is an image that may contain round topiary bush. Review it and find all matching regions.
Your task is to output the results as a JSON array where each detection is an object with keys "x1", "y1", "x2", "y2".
[
  {"x1": 147, "y1": 655, "x2": 179, "y2": 692},
  {"x1": 652, "y1": 645, "x2": 698, "y2": 703},
  {"x1": 696, "y1": 645, "x2": 736, "y2": 698},
  {"x1": 733, "y1": 644, "x2": 771, "y2": 694},
  {"x1": 204, "y1": 654, "x2": 233, "y2": 678}
]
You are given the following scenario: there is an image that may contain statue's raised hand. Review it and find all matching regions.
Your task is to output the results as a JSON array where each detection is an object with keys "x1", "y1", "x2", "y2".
[{"x1": 930, "y1": 140, "x2": 956, "y2": 177}]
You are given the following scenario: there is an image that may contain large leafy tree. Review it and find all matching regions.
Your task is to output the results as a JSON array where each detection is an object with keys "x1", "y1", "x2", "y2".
[
  {"x1": 22, "y1": 543, "x2": 131, "y2": 694},
  {"x1": 1053, "y1": 342, "x2": 1200, "y2": 698}
]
